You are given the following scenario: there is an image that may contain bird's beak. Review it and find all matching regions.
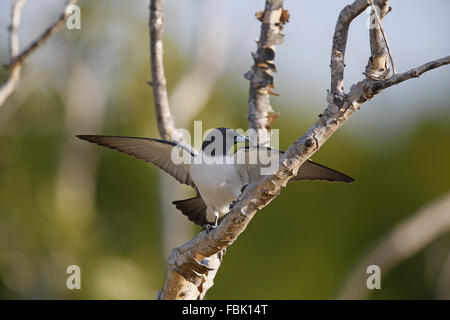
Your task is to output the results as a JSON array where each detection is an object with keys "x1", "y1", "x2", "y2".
[{"x1": 235, "y1": 135, "x2": 250, "y2": 143}]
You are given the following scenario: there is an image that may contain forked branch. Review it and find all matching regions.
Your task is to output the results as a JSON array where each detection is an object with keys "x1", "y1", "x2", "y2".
[
  {"x1": 157, "y1": 0, "x2": 450, "y2": 299},
  {"x1": 0, "y1": 0, "x2": 78, "y2": 108}
]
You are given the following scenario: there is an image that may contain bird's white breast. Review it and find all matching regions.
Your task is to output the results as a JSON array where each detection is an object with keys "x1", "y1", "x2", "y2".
[{"x1": 190, "y1": 155, "x2": 244, "y2": 218}]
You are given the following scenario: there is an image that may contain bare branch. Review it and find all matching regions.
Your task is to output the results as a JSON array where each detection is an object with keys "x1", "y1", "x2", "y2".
[
  {"x1": 149, "y1": 0, "x2": 182, "y2": 142},
  {"x1": 338, "y1": 192, "x2": 450, "y2": 300},
  {"x1": 246, "y1": 0, "x2": 288, "y2": 146},
  {"x1": 0, "y1": 0, "x2": 78, "y2": 108},
  {"x1": 158, "y1": 0, "x2": 450, "y2": 299},
  {"x1": 9, "y1": 0, "x2": 27, "y2": 58},
  {"x1": 4, "y1": 0, "x2": 78, "y2": 70},
  {"x1": 372, "y1": 55, "x2": 450, "y2": 92},
  {"x1": 330, "y1": 0, "x2": 370, "y2": 100}
]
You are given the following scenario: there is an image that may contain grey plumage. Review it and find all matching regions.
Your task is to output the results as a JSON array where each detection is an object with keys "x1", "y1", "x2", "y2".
[
  {"x1": 77, "y1": 128, "x2": 353, "y2": 227},
  {"x1": 77, "y1": 135, "x2": 196, "y2": 187}
]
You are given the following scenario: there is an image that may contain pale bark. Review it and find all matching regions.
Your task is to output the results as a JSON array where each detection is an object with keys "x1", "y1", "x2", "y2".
[{"x1": 246, "y1": 0, "x2": 287, "y2": 146}]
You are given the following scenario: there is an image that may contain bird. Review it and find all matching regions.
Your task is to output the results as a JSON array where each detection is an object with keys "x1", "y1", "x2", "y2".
[{"x1": 77, "y1": 127, "x2": 353, "y2": 228}]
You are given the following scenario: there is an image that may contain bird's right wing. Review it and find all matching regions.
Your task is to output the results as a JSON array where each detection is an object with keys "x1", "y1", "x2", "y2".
[
  {"x1": 235, "y1": 146, "x2": 353, "y2": 184},
  {"x1": 77, "y1": 135, "x2": 196, "y2": 187},
  {"x1": 292, "y1": 159, "x2": 354, "y2": 183}
]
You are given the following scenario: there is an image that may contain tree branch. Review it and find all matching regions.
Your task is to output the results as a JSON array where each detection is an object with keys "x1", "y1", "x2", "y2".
[
  {"x1": 338, "y1": 192, "x2": 450, "y2": 300},
  {"x1": 0, "y1": 0, "x2": 26, "y2": 107},
  {"x1": 372, "y1": 55, "x2": 450, "y2": 92},
  {"x1": 158, "y1": 0, "x2": 450, "y2": 299},
  {"x1": 0, "y1": 0, "x2": 77, "y2": 108},
  {"x1": 149, "y1": 0, "x2": 182, "y2": 142},
  {"x1": 246, "y1": 0, "x2": 288, "y2": 146},
  {"x1": 4, "y1": 0, "x2": 78, "y2": 70},
  {"x1": 329, "y1": 0, "x2": 369, "y2": 107}
]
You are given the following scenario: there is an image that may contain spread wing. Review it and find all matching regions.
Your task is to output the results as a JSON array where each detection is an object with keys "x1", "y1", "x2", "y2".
[
  {"x1": 235, "y1": 146, "x2": 353, "y2": 184},
  {"x1": 293, "y1": 159, "x2": 353, "y2": 182},
  {"x1": 77, "y1": 135, "x2": 196, "y2": 187}
]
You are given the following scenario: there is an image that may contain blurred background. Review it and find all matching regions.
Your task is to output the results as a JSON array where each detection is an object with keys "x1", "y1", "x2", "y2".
[{"x1": 0, "y1": 0, "x2": 449, "y2": 299}]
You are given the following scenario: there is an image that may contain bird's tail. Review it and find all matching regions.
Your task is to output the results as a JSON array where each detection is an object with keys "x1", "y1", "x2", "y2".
[{"x1": 172, "y1": 196, "x2": 208, "y2": 226}]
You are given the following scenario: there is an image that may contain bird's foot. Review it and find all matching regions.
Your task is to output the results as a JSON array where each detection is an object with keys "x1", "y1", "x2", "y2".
[
  {"x1": 229, "y1": 184, "x2": 248, "y2": 211},
  {"x1": 202, "y1": 224, "x2": 216, "y2": 234}
]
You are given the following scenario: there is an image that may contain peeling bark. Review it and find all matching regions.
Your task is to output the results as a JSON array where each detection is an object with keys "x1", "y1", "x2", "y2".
[{"x1": 246, "y1": 0, "x2": 288, "y2": 147}]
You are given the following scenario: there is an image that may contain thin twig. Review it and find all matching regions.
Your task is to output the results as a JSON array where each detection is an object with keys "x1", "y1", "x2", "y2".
[
  {"x1": 4, "y1": 0, "x2": 78, "y2": 70},
  {"x1": 372, "y1": 55, "x2": 450, "y2": 92},
  {"x1": 0, "y1": 0, "x2": 78, "y2": 108}
]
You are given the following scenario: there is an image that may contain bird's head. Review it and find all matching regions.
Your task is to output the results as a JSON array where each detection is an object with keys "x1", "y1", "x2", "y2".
[{"x1": 201, "y1": 127, "x2": 249, "y2": 157}]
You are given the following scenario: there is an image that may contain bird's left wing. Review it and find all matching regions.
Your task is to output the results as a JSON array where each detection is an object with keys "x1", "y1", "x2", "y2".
[{"x1": 77, "y1": 135, "x2": 196, "y2": 187}]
